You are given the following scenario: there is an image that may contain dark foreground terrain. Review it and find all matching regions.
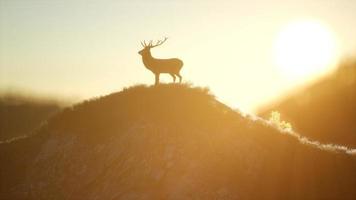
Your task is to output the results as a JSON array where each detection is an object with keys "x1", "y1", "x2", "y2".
[{"x1": 1, "y1": 84, "x2": 356, "y2": 199}]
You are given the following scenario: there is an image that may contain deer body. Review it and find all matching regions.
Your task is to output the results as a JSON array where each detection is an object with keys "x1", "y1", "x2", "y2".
[{"x1": 139, "y1": 37, "x2": 183, "y2": 85}]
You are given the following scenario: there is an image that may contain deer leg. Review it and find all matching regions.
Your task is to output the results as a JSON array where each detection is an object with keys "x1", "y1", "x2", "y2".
[
  {"x1": 155, "y1": 73, "x2": 160, "y2": 85},
  {"x1": 176, "y1": 73, "x2": 182, "y2": 83},
  {"x1": 170, "y1": 73, "x2": 176, "y2": 83}
]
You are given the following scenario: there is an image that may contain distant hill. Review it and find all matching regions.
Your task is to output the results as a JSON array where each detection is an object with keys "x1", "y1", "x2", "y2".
[
  {"x1": 1, "y1": 84, "x2": 355, "y2": 200},
  {"x1": 259, "y1": 60, "x2": 356, "y2": 148},
  {"x1": 0, "y1": 94, "x2": 62, "y2": 140}
]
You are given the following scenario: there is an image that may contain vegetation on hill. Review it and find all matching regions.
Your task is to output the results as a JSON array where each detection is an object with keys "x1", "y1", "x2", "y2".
[{"x1": 1, "y1": 84, "x2": 356, "y2": 199}]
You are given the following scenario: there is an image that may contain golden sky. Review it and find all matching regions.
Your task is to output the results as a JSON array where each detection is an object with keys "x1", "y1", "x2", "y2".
[{"x1": 1, "y1": 0, "x2": 356, "y2": 112}]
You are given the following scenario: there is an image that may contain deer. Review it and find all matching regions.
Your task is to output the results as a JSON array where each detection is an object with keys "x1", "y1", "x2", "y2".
[{"x1": 138, "y1": 37, "x2": 183, "y2": 85}]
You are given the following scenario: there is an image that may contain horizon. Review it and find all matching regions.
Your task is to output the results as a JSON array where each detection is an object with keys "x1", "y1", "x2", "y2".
[{"x1": 1, "y1": 0, "x2": 356, "y2": 112}]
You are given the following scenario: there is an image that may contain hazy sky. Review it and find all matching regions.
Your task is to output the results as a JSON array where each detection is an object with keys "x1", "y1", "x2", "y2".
[{"x1": 1, "y1": 0, "x2": 356, "y2": 112}]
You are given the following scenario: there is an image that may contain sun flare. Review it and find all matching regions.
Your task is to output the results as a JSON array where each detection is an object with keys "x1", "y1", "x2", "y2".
[{"x1": 273, "y1": 20, "x2": 339, "y2": 80}]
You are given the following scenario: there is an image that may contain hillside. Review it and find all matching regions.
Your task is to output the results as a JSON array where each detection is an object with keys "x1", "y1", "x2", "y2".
[
  {"x1": 0, "y1": 94, "x2": 62, "y2": 140},
  {"x1": 259, "y1": 60, "x2": 356, "y2": 148},
  {"x1": 1, "y1": 84, "x2": 356, "y2": 200}
]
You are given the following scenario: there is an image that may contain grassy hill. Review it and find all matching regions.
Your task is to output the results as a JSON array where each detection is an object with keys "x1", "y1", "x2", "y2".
[
  {"x1": 259, "y1": 60, "x2": 356, "y2": 148},
  {"x1": 1, "y1": 84, "x2": 356, "y2": 199}
]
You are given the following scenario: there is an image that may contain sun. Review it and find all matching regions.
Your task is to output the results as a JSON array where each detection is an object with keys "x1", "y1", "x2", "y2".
[{"x1": 273, "y1": 20, "x2": 339, "y2": 81}]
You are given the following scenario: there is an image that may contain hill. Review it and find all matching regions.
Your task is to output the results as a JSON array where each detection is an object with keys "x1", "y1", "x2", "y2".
[
  {"x1": 259, "y1": 60, "x2": 356, "y2": 148},
  {"x1": 1, "y1": 84, "x2": 356, "y2": 199},
  {"x1": 0, "y1": 94, "x2": 62, "y2": 140}
]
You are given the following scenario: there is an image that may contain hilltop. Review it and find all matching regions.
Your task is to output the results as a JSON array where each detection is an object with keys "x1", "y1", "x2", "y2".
[
  {"x1": 1, "y1": 84, "x2": 356, "y2": 200},
  {"x1": 259, "y1": 60, "x2": 356, "y2": 148}
]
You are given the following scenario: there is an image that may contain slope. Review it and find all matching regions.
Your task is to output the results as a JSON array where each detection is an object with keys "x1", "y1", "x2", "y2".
[
  {"x1": 259, "y1": 60, "x2": 356, "y2": 148},
  {"x1": 1, "y1": 84, "x2": 356, "y2": 200},
  {"x1": 0, "y1": 94, "x2": 62, "y2": 140}
]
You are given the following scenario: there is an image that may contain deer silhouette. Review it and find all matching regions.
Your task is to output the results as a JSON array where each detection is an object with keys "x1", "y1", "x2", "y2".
[{"x1": 138, "y1": 37, "x2": 183, "y2": 85}]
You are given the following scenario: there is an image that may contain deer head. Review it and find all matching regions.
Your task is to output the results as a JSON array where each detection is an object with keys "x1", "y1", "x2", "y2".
[{"x1": 138, "y1": 37, "x2": 168, "y2": 56}]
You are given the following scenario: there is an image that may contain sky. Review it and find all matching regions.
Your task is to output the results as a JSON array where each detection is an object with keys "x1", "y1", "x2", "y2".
[{"x1": 1, "y1": 0, "x2": 356, "y2": 112}]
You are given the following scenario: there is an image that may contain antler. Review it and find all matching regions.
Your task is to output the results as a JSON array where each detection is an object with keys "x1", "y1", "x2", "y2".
[
  {"x1": 141, "y1": 41, "x2": 148, "y2": 47},
  {"x1": 150, "y1": 37, "x2": 168, "y2": 48},
  {"x1": 141, "y1": 37, "x2": 168, "y2": 48}
]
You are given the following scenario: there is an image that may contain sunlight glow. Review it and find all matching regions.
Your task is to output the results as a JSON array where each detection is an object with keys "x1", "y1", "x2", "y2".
[{"x1": 273, "y1": 20, "x2": 339, "y2": 80}]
